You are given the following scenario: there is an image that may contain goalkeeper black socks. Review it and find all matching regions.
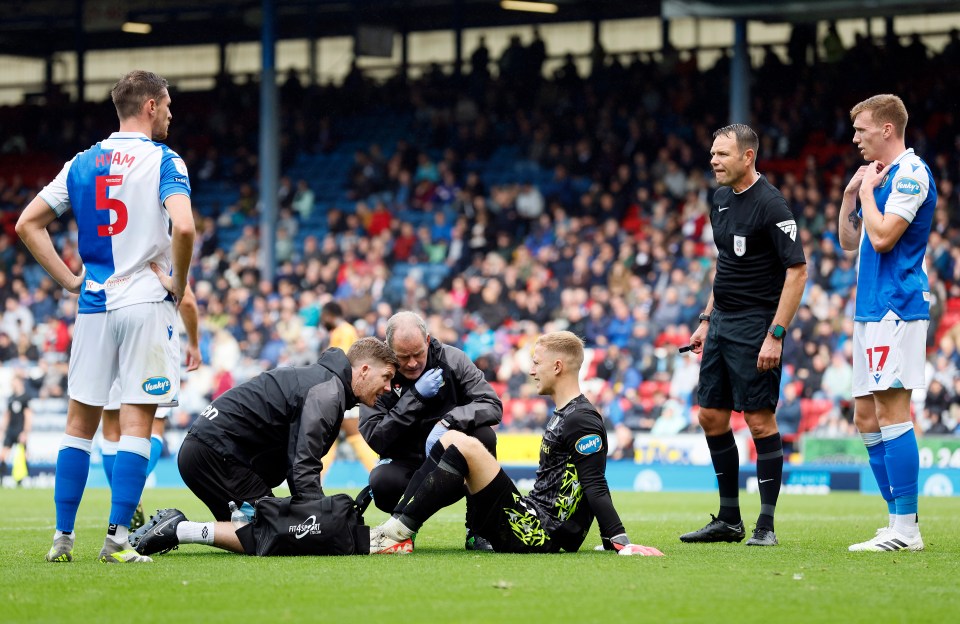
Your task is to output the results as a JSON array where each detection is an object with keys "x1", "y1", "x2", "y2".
[
  {"x1": 707, "y1": 430, "x2": 742, "y2": 525},
  {"x1": 393, "y1": 441, "x2": 447, "y2": 516},
  {"x1": 754, "y1": 433, "x2": 783, "y2": 531},
  {"x1": 400, "y1": 444, "x2": 470, "y2": 530}
]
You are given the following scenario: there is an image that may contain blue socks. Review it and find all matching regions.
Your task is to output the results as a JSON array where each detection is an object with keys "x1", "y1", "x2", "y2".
[
  {"x1": 881, "y1": 423, "x2": 919, "y2": 516},
  {"x1": 108, "y1": 436, "x2": 151, "y2": 527},
  {"x1": 147, "y1": 435, "x2": 164, "y2": 475},
  {"x1": 101, "y1": 439, "x2": 118, "y2": 487},
  {"x1": 862, "y1": 432, "x2": 896, "y2": 514},
  {"x1": 104, "y1": 434, "x2": 162, "y2": 486},
  {"x1": 54, "y1": 435, "x2": 93, "y2": 533}
]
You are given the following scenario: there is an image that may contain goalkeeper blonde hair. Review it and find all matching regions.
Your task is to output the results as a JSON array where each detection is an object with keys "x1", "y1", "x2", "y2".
[{"x1": 535, "y1": 331, "x2": 585, "y2": 371}]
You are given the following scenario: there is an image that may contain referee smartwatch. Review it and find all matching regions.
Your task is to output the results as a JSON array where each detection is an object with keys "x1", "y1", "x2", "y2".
[
  {"x1": 767, "y1": 324, "x2": 786, "y2": 340},
  {"x1": 698, "y1": 313, "x2": 711, "y2": 323}
]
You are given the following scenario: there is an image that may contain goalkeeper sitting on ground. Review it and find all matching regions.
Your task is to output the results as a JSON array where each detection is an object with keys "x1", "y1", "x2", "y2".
[{"x1": 369, "y1": 331, "x2": 664, "y2": 557}]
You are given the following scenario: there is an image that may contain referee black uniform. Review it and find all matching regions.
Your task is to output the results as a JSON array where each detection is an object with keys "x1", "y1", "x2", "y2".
[
  {"x1": 681, "y1": 171, "x2": 807, "y2": 546},
  {"x1": 701, "y1": 176, "x2": 806, "y2": 412}
]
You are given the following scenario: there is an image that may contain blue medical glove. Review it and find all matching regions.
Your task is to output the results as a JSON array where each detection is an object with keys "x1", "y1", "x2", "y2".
[
  {"x1": 414, "y1": 367, "x2": 444, "y2": 399},
  {"x1": 425, "y1": 421, "x2": 449, "y2": 455}
]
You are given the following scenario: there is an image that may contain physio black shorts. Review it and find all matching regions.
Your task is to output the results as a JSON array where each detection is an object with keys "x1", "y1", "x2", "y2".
[{"x1": 177, "y1": 434, "x2": 273, "y2": 521}]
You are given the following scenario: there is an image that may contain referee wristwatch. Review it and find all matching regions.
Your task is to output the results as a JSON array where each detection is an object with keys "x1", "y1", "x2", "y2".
[
  {"x1": 698, "y1": 313, "x2": 711, "y2": 323},
  {"x1": 767, "y1": 324, "x2": 786, "y2": 340}
]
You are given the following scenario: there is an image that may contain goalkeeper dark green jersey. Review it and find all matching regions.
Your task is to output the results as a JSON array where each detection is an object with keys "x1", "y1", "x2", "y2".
[{"x1": 525, "y1": 394, "x2": 626, "y2": 550}]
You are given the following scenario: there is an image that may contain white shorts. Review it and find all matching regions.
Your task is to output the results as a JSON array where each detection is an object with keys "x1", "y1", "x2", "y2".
[
  {"x1": 852, "y1": 319, "x2": 928, "y2": 397},
  {"x1": 104, "y1": 377, "x2": 178, "y2": 412},
  {"x1": 69, "y1": 302, "x2": 179, "y2": 406}
]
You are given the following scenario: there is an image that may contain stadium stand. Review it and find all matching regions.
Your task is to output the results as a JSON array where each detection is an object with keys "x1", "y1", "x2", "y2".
[{"x1": 2, "y1": 21, "x2": 960, "y2": 471}]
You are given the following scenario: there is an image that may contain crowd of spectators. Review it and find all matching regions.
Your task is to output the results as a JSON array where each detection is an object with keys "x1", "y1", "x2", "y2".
[{"x1": 4, "y1": 23, "x2": 960, "y2": 464}]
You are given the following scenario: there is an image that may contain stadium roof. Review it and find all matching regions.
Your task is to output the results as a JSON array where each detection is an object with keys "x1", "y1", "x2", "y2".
[
  {"x1": 3, "y1": 0, "x2": 957, "y2": 60},
  {"x1": 0, "y1": 0, "x2": 659, "y2": 58},
  {"x1": 663, "y1": 0, "x2": 960, "y2": 21}
]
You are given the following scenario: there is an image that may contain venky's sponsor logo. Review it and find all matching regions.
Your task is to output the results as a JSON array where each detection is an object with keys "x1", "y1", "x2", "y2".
[
  {"x1": 895, "y1": 177, "x2": 921, "y2": 195},
  {"x1": 142, "y1": 377, "x2": 171, "y2": 396},
  {"x1": 575, "y1": 434, "x2": 603, "y2": 455}
]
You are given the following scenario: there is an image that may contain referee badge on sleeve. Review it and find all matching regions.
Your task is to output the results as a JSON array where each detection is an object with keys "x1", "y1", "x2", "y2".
[{"x1": 734, "y1": 235, "x2": 746, "y2": 256}]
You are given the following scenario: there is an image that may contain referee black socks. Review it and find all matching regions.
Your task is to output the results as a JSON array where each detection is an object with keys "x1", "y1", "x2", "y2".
[
  {"x1": 754, "y1": 432, "x2": 783, "y2": 531},
  {"x1": 707, "y1": 430, "x2": 742, "y2": 525}
]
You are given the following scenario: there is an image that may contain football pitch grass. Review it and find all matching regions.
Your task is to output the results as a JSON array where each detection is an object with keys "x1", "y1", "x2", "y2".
[{"x1": 4, "y1": 488, "x2": 959, "y2": 624}]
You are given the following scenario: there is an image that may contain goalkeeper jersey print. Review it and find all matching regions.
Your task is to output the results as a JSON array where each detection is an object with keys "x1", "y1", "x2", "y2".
[
  {"x1": 855, "y1": 148, "x2": 936, "y2": 322},
  {"x1": 38, "y1": 132, "x2": 191, "y2": 313},
  {"x1": 526, "y1": 395, "x2": 625, "y2": 550}
]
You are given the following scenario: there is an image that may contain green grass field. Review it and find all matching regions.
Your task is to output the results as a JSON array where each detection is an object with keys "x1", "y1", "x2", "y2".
[{"x1": 3, "y1": 488, "x2": 959, "y2": 623}]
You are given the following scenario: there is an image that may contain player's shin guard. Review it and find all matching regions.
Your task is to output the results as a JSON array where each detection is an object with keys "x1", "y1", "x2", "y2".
[
  {"x1": 754, "y1": 433, "x2": 783, "y2": 531},
  {"x1": 882, "y1": 423, "x2": 919, "y2": 524},
  {"x1": 399, "y1": 444, "x2": 469, "y2": 531},
  {"x1": 54, "y1": 435, "x2": 93, "y2": 533},
  {"x1": 862, "y1": 432, "x2": 896, "y2": 514},
  {"x1": 707, "y1": 430, "x2": 741, "y2": 524},
  {"x1": 394, "y1": 441, "x2": 447, "y2": 516},
  {"x1": 109, "y1": 436, "x2": 150, "y2": 527}
]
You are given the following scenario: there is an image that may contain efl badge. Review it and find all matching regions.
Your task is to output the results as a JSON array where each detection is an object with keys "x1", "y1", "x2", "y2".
[{"x1": 734, "y1": 235, "x2": 746, "y2": 256}]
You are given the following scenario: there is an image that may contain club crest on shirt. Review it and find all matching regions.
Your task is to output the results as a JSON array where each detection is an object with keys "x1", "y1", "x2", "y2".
[{"x1": 733, "y1": 235, "x2": 746, "y2": 256}]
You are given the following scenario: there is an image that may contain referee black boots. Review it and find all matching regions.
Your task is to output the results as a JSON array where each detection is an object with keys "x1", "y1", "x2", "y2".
[{"x1": 679, "y1": 514, "x2": 746, "y2": 543}]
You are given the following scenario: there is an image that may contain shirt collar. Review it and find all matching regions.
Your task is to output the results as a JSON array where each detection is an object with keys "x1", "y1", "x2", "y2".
[
  {"x1": 890, "y1": 148, "x2": 915, "y2": 167},
  {"x1": 108, "y1": 131, "x2": 150, "y2": 140},
  {"x1": 554, "y1": 394, "x2": 586, "y2": 417}
]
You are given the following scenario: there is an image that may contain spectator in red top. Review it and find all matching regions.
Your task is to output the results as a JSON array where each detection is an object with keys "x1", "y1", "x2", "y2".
[{"x1": 392, "y1": 222, "x2": 418, "y2": 262}]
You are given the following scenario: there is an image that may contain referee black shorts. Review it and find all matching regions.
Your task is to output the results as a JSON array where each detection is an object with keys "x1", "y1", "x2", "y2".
[
  {"x1": 177, "y1": 434, "x2": 274, "y2": 522},
  {"x1": 469, "y1": 469, "x2": 556, "y2": 554},
  {"x1": 696, "y1": 308, "x2": 781, "y2": 413}
]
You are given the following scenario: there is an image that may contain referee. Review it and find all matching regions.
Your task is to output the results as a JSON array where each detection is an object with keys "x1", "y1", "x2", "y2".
[{"x1": 680, "y1": 124, "x2": 807, "y2": 547}]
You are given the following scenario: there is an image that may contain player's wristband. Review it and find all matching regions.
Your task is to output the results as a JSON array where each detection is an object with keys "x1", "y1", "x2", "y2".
[{"x1": 603, "y1": 533, "x2": 631, "y2": 551}]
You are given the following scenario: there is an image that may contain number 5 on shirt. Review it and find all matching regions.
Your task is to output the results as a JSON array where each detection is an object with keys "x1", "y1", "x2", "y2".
[{"x1": 97, "y1": 174, "x2": 127, "y2": 237}]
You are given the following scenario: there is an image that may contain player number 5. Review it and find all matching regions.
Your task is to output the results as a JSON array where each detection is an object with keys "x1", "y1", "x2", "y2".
[{"x1": 96, "y1": 174, "x2": 128, "y2": 237}]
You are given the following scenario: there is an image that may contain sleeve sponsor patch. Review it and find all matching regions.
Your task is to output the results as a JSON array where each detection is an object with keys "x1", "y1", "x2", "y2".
[
  {"x1": 172, "y1": 157, "x2": 189, "y2": 176},
  {"x1": 575, "y1": 434, "x2": 603, "y2": 455},
  {"x1": 894, "y1": 177, "x2": 921, "y2": 195}
]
